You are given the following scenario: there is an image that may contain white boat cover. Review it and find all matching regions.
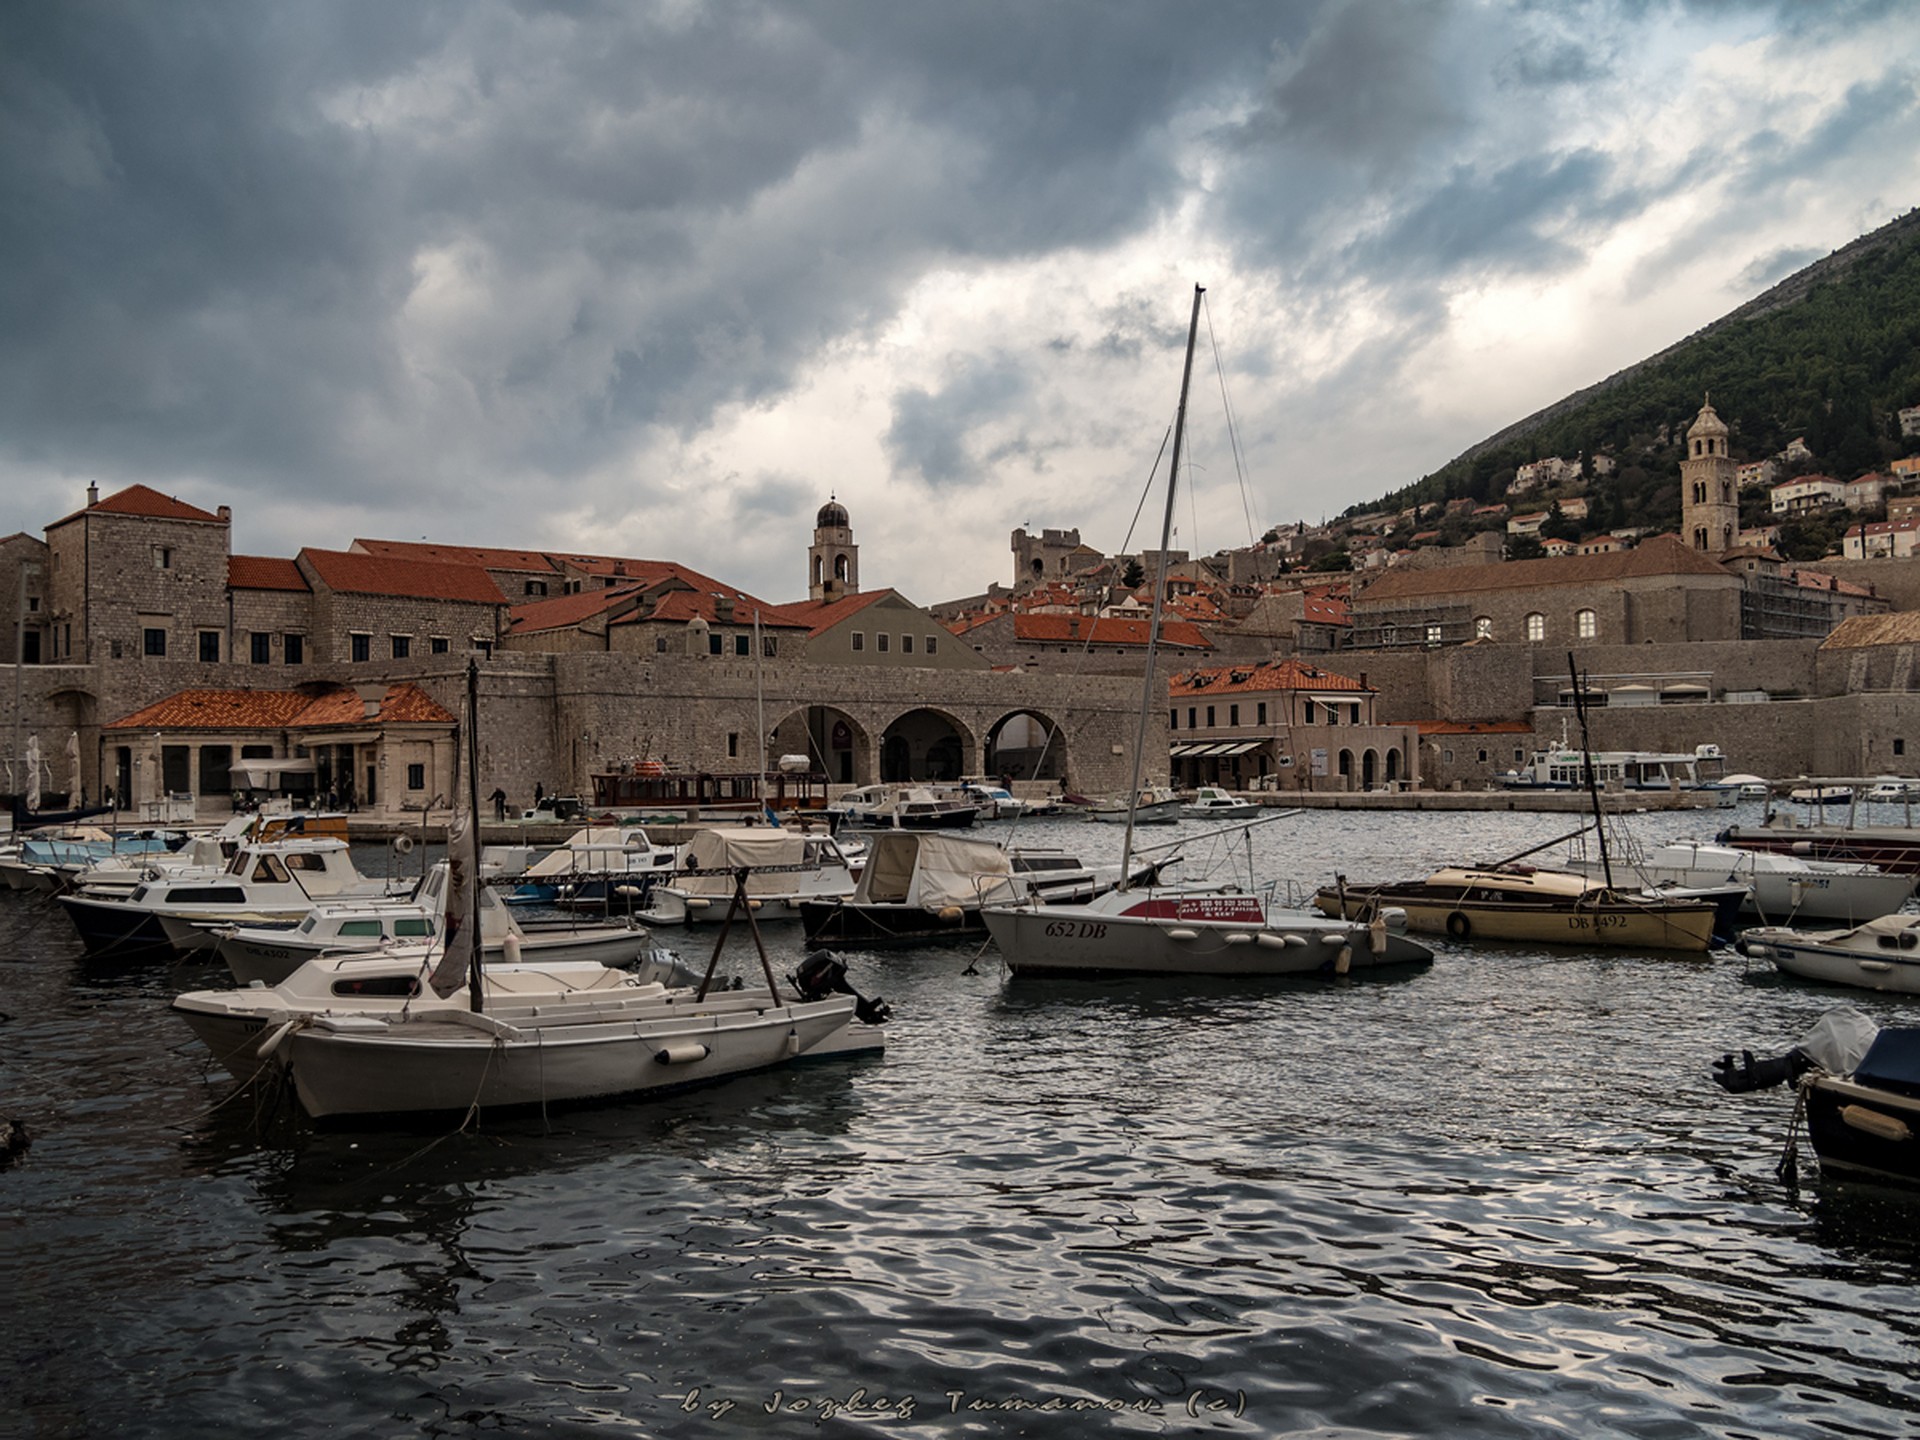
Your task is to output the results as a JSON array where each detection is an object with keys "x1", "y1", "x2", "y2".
[
  {"x1": 677, "y1": 828, "x2": 843, "y2": 898},
  {"x1": 523, "y1": 826, "x2": 654, "y2": 877},
  {"x1": 1800, "y1": 1006, "x2": 1881, "y2": 1075},
  {"x1": 850, "y1": 833, "x2": 1013, "y2": 908}
]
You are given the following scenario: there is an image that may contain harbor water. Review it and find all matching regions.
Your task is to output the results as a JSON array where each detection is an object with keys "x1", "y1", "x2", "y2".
[{"x1": 5, "y1": 803, "x2": 1920, "y2": 1437}]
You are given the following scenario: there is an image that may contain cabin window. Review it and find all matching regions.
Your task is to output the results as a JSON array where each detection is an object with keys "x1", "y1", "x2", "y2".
[
  {"x1": 1525, "y1": 612, "x2": 1545, "y2": 642},
  {"x1": 199, "y1": 631, "x2": 220, "y2": 663},
  {"x1": 394, "y1": 918, "x2": 431, "y2": 937},
  {"x1": 284, "y1": 633, "x2": 304, "y2": 664},
  {"x1": 286, "y1": 852, "x2": 329, "y2": 873},
  {"x1": 143, "y1": 627, "x2": 167, "y2": 657},
  {"x1": 250, "y1": 632, "x2": 271, "y2": 664},
  {"x1": 339, "y1": 920, "x2": 385, "y2": 938},
  {"x1": 250, "y1": 856, "x2": 291, "y2": 884},
  {"x1": 391, "y1": 634, "x2": 411, "y2": 659},
  {"x1": 852, "y1": 633, "x2": 864, "y2": 651},
  {"x1": 331, "y1": 976, "x2": 420, "y2": 998},
  {"x1": 350, "y1": 632, "x2": 371, "y2": 662},
  {"x1": 407, "y1": 763, "x2": 425, "y2": 790},
  {"x1": 1576, "y1": 609, "x2": 1597, "y2": 639}
]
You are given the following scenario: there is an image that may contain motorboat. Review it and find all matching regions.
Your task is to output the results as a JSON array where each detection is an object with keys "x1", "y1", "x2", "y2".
[
  {"x1": 1087, "y1": 785, "x2": 1184, "y2": 825},
  {"x1": 503, "y1": 825, "x2": 679, "y2": 907},
  {"x1": 213, "y1": 861, "x2": 665, "y2": 985},
  {"x1": 176, "y1": 951, "x2": 884, "y2": 1119},
  {"x1": 1497, "y1": 742, "x2": 1733, "y2": 798},
  {"x1": 1718, "y1": 814, "x2": 1920, "y2": 876},
  {"x1": 1722, "y1": 774, "x2": 1772, "y2": 800},
  {"x1": 1864, "y1": 777, "x2": 1920, "y2": 804},
  {"x1": 1563, "y1": 839, "x2": 1912, "y2": 926},
  {"x1": 1789, "y1": 784, "x2": 1854, "y2": 807},
  {"x1": 57, "y1": 837, "x2": 405, "y2": 959},
  {"x1": 1181, "y1": 786, "x2": 1260, "y2": 821},
  {"x1": 636, "y1": 828, "x2": 856, "y2": 925},
  {"x1": 1736, "y1": 913, "x2": 1920, "y2": 994},
  {"x1": 1712, "y1": 1007, "x2": 1920, "y2": 1186},
  {"x1": 801, "y1": 832, "x2": 1021, "y2": 945},
  {"x1": 1311, "y1": 864, "x2": 1724, "y2": 952},
  {"x1": 0, "y1": 825, "x2": 190, "y2": 893},
  {"x1": 946, "y1": 782, "x2": 1038, "y2": 820},
  {"x1": 828, "y1": 784, "x2": 979, "y2": 830}
]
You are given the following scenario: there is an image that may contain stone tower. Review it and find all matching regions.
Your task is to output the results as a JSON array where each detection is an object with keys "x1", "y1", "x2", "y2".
[
  {"x1": 809, "y1": 496, "x2": 859, "y2": 601},
  {"x1": 1681, "y1": 394, "x2": 1738, "y2": 554}
]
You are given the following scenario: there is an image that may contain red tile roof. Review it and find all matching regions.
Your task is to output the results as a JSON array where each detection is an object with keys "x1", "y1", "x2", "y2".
[
  {"x1": 301, "y1": 549, "x2": 506, "y2": 604},
  {"x1": 763, "y1": 589, "x2": 901, "y2": 636},
  {"x1": 508, "y1": 584, "x2": 648, "y2": 635},
  {"x1": 353, "y1": 539, "x2": 563, "y2": 573},
  {"x1": 1012, "y1": 614, "x2": 1214, "y2": 650},
  {"x1": 1356, "y1": 534, "x2": 1729, "y2": 602},
  {"x1": 1169, "y1": 658, "x2": 1368, "y2": 697},
  {"x1": 107, "y1": 683, "x2": 454, "y2": 731},
  {"x1": 227, "y1": 555, "x2": 309, "y2": 592},
  {"x1": 50, "y1": 483, "x2": 228, "y2": 529}
]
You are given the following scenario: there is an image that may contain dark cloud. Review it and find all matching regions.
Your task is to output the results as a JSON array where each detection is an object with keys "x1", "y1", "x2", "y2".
[{"x1": 883, "y1": 353, "x2": 1033, "y2": 488}]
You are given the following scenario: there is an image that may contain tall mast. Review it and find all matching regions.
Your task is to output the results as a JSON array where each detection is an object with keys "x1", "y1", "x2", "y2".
[
  {"x1": 464, "y1": 658, "x2": 485, "y2": 1012},
  {"x1": 1122, "y1": 283, "x2": 1205, "y2": 885},
  {"x1": 1568, "y1": 652, "x2": 1614, "y2": 890}
]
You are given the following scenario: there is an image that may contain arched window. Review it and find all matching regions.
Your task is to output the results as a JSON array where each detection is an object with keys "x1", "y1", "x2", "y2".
[
  {"x1": 834, "y1": 555, "x2": 849, "y2": 581},
  {"x1": 1525, "y1": 612, "x2": 1545, "y2": 642},
  {"x1": 1474, "y1": 616, "x2": 1493, "y2": 640},
  {"x1": 1576, "y1": 609, "x2": 1597, "y2": 639}
]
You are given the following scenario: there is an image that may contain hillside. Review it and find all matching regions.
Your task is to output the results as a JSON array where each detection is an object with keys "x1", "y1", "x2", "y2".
[{"x1": 1362, "y1": 207, "x2": 1920, "y2": 526}]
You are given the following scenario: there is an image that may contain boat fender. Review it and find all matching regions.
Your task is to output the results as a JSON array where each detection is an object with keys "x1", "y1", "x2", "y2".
[
  {"x1": 1283, "y1": 934, "x2": 1308, "y2": 948},
  {"x1": 1446, "y1": 911, "x2": 1472, "y2": 941},
  {"x1": 937, "y1": 906, "x2": 965, "y2": 923},
  {"x1": 502, "y1": 933, "x2": 521, "y2": 964},
  {"x1": 392, "y1": 835, "x2": 415, "y2": 855},
  {"x1": 1223, "y1": 932, "x2": 1253, "y2": 945},
  {"x1": 1166, "y1": 928, "x2": 1198, "y2": 941},
  {"x1": 1318, "y1": 932, "x2": 1345, "y2": 946},
  {"x1": 1838, "y1": 1104, "x2": 1912, "y2": 1144},
  {"x1": 654, "y1": 1042, "x2": 712, "y2": 1066},
  {"x1": 1369, "y1": 917, "x2": 1388, "y2": 955},
  {"x1": 615, "y1": 884, "x2": 642, "y2": 897},
  {"x1": 1255, "y1": 933, "x2": 1289, "y2": 949},
  {"x1": 1335, "y1": 944, "x2": 1352, "y2": 975},
  {"x1": 255, "y1": 1019, "x2": 301, "y2": 1059},
  {"x1": 687, "y1": 897, "x2": 712, "y2": 910}
]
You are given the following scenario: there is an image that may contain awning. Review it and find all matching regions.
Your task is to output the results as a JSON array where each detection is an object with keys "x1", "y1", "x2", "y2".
[
  {"x1": 231, "y1": 758, "x2": 317, "y2": 783},
  {"x1": 1170, "y1": 740, "x2": 1266, "y2": 758}
]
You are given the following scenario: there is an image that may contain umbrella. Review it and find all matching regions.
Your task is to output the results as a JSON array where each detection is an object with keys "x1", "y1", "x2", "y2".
[
  {"x1": 66, "y1": 730, "x2": 81, "y2": 801},
  {"x1": 25, "y1": 733, "x2": 41, "y2": 812}
]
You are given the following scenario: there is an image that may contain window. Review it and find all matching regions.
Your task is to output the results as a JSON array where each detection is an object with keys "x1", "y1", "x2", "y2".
[
  {"x1": 525, "y1": 580, "x2": 548, "y2": 597},
  {"x1": 26, "y1": 596, "x2": 38, "y2": 612},
  {"x1": 1425, "y1": 623, "x2": 1443, "y2": 646},
  {"x1": 655, "y1": 636, "x2": 669, "y2": 653},
  {"x1": 852, "y1": 632, "x2": 864, "y2": 652},
  {"x1": 430, "y1": 637, "x2": 449, "y2": 655},
  {"x1": 1206, "y1": 705, "x2": 1216, "y2": 727},
  {"x1": 1474, "y1": 616, "x2": 1492, "y2": 640},
  {"x1": 727, "y1": 732, "x2": 739, "y2": 758},
  {"x1": 198, "y1": 631, "x2": 220, "y2": 663},
  {"x1": 926, "y1": 635, "x2": 937, "y2": 656},
  {"x1": 734, "y1": 634, "x2": 749, "y2": 656},
  {"x1": 708, "y1": 633, "x2": 723, "y2": 655},
  {"x1": 1897, "y1": 739, "x2": 1907, "y2": 758},
  {"x1": 406, "y1": 763, "x2": 425, "y2": 790},
  {"x1": 1443, "y1": 748, "x2": 1455, "y2": 764},
  {"x1": 143, "y1": 627, "x2": 167, "y2": 657},
  {"x1": 1303, "y1": 700, "x2": 1315, "y2": 724},
  {"x1": 391, "y1": 634, "x2": 411, "y2": 659},
  {"x1": 877, "y1": 634, "x2": 889, "y2": 653},
  {"x1": 350, "y1": 633, "x2": 371, "y2": 662},
  {"x1": 1525, "y1": 612, "x2": 1545, "y2": 643},
  {"x1": 1575, "y1": 609, "x2": 1597, "y2": 640},
  {"x1": 902, "y1": 635, "x2": 915, "y2": 654},
  {"x1": 1187, "y1": 707, "x2": 1197, "y2": 729},
  {"x1": 1170, "y1": 709, "x2": 1178, "y2": 730},
  {"x1": 1257, "y1": 702, "x2": 1267, "y2": 726},
  {"x1": 284, "y1": 633, "x2": 304, "y2": 664},
  {"x1": 152, "y1": 546, "x2": 171, "y2": 570},
  {"x1": 1477, "y1": 749, "x2": 1489, "y2": 763},
  {"x1": 1230, "y1": 704, "x2": 1239, "y2": 726},
  {"x1": 250, "y1": 632, "x2": 271, "y2": 664},
  {"x1": 762, "y1": 636, "x2": 777, "y2": 658}
]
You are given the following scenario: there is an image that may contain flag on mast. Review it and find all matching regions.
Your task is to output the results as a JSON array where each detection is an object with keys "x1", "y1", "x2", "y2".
[{"x1": 429, "y1": 800, "x2": 479, "y2": 997}]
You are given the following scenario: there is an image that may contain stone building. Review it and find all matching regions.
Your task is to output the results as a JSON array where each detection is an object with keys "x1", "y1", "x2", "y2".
[
  {"x1": 1167, "y1": 657, "x2": 1418, "y2": 792},
  {"x1": 949, "y1": 612, "x2": 1216, "y2": 675},
  {"x1": 1010, "y1": 526, "x2": 1105, "y2": 589},
  {"x1": 1680, "y1": 396, "x2": 1739, "y2": 554},
  {"x1": 807, "y1": 497, "x2": 859, "y2": 601}
]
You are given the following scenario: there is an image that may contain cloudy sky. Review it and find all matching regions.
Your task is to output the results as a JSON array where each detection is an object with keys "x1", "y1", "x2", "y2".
[{"x1": 3, "y1": 1, "x2": 1915, "y2": 604}]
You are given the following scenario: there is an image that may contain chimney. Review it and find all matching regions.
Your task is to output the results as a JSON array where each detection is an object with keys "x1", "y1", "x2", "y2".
[
  {"x1": 86, "y1": 483, "x2": 99, "y2": 506},
  {"x1": 217, "y1": 505, "x2": 231, "y2": 524},
  {"x1": 715, "y1": 594, "x2": 735, "y2": 624}
]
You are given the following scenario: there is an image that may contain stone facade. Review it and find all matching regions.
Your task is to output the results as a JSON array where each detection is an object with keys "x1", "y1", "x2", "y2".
[
  {"x1": 1680, "y1": 397, "x2": 1739, "y2": 553},
  {"x1": 46, "y1": 490, "x2": 232, "y2": 666}
]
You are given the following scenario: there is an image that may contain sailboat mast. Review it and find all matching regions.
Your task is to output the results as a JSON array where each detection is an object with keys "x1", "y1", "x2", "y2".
[
  {"x1": 1122, "y1": 283, "x2": 1205, "y2": 884},
  {"x1": 1567, "y1": 652, "x2": 1614, "y2": 890},
  {"x1": 464, "y1": 658, "x2": 485, "y2": 1012},
  {"x1": 754, "y1": 607, "x2": 767, "y2": 801}
]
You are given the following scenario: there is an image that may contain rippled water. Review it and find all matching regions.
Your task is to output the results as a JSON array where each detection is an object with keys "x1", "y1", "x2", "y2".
[{"x1": 6, "y1": 804, "x2": 1920, "y2": 1437}]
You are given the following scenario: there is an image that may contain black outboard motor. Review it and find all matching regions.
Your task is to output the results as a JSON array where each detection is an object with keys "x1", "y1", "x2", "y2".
[
  {"x1": 1712, "y1": 1046, "x2": 1813, "y2": 1093},
  {"x1": 792, "y1": 949, "x2": 891, "y2": 1027}
]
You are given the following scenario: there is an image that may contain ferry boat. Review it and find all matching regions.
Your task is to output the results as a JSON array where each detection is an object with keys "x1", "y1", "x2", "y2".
[{"x1": 1496, "y1": 742, "x2": 1732, "y2": 799}]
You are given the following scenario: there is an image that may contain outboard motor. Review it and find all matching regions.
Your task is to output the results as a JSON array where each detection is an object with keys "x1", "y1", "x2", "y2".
[
  {"x1": 792, "y1": 949, "x2": 891, "y2": 1026},
  {"x1": 1711, "y1": 1046, "x2": 1813, "y2": 1093}
]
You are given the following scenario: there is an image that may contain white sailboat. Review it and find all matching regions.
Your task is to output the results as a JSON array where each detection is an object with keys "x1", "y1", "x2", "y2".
[{"x1": 983, "y1": 285, "x2": 1432, "y2": 979}]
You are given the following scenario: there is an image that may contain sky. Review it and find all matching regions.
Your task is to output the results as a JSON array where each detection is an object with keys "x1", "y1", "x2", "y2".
[{"x1": 2, "y1": 1, "x2": 1916, "y2": 607}]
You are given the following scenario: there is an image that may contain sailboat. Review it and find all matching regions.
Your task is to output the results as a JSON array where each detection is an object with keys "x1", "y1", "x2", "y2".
[
  {"x1": 233, "y1": 662, "x2": 882, "y2": 1121},
  {"x1": 982, "y1": 285, "x2": 1432, "y2": 979}
]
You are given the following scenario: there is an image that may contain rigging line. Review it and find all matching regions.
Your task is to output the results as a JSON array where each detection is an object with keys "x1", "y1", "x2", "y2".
[{"x1": 1202, "y1": 291, "x2": 1261, "y2": 549}]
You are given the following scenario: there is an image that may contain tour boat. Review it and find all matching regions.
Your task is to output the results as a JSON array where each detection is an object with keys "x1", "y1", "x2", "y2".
[{"x1": 1496, "y1": 742, "x2": 1733, "y2": 798}]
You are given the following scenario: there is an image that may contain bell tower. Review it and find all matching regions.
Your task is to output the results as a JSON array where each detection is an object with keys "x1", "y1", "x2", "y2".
[
  {"x1": 1681, "y1": 394, "x2": 1738, "y2": 554},
  {"x1": 809, "y1": 496, "x2": 859, "y2": 601}
]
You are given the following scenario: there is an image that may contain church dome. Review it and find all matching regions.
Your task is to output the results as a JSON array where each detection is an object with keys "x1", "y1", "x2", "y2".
[
  {"x1": 816, "y1": 498, "x2": 850, "y2": 529},
  {"x1": 1687, "y1": 396, "x2": 1728, "y2": 439}
]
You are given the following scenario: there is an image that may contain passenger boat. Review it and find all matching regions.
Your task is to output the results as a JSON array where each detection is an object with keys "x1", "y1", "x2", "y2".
[
  {"x1": 636, "y1": 828, "x2": 856, "y2": 924},
  {"x1": 1563, "y1": 839, "x2": 1912, "y2": 925},
  {"x1": 1181, "y1": 786, "x2": 1259, "y2": 820},
  {"x1": 1713, "y1": 1007, "x2": 1920, "y2": 1187},
  {"x1": 1311, "y1": 863, "x2": 1724, "y2": 952},
  {"x1": 1735, "y1": 913, "x2": 1920, "y2": 994},
  {"x1": 1496, "y1": 742, "x2": 1732, "y2": 798}
]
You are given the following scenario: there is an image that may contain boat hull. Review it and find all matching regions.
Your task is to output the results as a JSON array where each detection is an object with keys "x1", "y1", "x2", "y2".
[
  {"x1": 283, "y1": 994, "x2": 861, "y2": 1118},
  {"x1": 1741, "y1": 936, "x2": 1920, "y2": 995},
  {"x1": 801, "y1": 899, "x2": 985, "y2": 946},
  {"x1": 1803, "y1": 1073, "x2": 1920, "y2": 1184},
  {"x1": 56, "y1": 893, "x2": 175, "y2": 959},
  {"x1": 1314, "y1": 885, "x2": 1718, "y2": 952},
  {"x1": 219, "y1": 922, "x2": 660, "y2": 987}
]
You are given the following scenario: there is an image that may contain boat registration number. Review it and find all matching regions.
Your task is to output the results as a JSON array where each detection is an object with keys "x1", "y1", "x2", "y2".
[
  {"x1": 1044, "y1": 920, "x2": 1107, "y2": 939},
  {"x1": 1567, "y1": 913, "x2": 1628, "y2": 931}
]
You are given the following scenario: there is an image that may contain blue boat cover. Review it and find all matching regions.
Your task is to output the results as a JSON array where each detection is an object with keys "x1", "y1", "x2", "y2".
[{"x1": 1854, "y1": 1027, "x2": 1920, "y2": 1100}]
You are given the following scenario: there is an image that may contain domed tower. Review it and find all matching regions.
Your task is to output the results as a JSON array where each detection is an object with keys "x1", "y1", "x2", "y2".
[
  {"x1": 1681, "y1": 394, "x2": 1738, "y2": 554},
  {"x1": 809, "y1": 496, "x2": 859, "y2": 601}
]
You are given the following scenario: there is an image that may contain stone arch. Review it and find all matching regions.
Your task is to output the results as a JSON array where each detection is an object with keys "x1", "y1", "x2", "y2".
[
  {"x1": 879, "y1": 707, "x2": 975, "y2": 783},
  {"x1": 1361, "y1": 748, "x2": 1378, "y2": 790},
  {"x1": 774, "y1": 705, "x2": 873, "y2": 786},
  {"x1": 1384, "y1": 747, "x2": 1402, "y2": 783},
  {"x1": 984, "y1": 708, "x2": 1066, "y2": 783},
  {"x1": 1338, "y1": 748, "x2": 1354, "y2": 787}
]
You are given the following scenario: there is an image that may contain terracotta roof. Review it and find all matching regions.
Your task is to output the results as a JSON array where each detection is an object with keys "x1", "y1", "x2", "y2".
[
  {"x1": 353, "y1": 539, "x2": 563, "y2": 573},
  {"x1": 106, "y1": 683, "x2": 454, "y2": 731},
  {"x1": 50, "y1": 483, "x2": 227, "y2": 529},
  {"x1": 301, "y1": 548, "x2": 505, "y2": 604},
  {"x1": 1012, "y1": 614, "x2": 1214, "y2": 650},
  {"x1": 227, "y1": 555, "x2": 309, "y2": 592},
  {"x1": 1169, "y1": 657, "x2": 1367, "y2": 697},
  {"x1": 614, "y1": 588, "x2": 811, "y2": 629},
  {"x1": 761, "y1": 589, "x2": 897, "y2": 636},
  {"x1": 1355, "y1": 535, "x2": 1731, "y2": 603},
  {"x1": 508, "y1": 584, "x2": 648, "y2": 635},
  {"x1": 1821, "y1": 613, "x2": 1920, "y2": 649}
]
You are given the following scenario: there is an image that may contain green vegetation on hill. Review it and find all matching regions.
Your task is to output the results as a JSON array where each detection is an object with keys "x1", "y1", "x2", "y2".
[{"x1": 1362, "y1": 210, "x2": 1920, "y2": 528}]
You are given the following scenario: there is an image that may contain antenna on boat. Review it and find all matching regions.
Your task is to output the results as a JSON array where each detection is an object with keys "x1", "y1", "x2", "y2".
[
  {"x1": 1568, "y1": 652, "x2": 1614, "y2": 890},
  {"x1": 1121, "y1": 283, "x2": 1204, "y2": 888}
]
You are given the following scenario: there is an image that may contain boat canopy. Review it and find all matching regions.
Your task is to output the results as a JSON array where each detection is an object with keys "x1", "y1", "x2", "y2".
[
  {"x1": 678, "y1": 828, "x2": 843, "y2": 898},
  {"x1": 523, "y1": 826, "x2": 655, "y2": 878},
  {"x1": 851, "y1": 833, "x2": 1012, "y2": 908}
]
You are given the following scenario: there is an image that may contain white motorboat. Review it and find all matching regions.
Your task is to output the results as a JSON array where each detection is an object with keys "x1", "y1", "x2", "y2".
[
  {"x1": 1087, "y1": 785, "x2": 1184, "y2": 825},
  {"x1": 1789, "y1": 784, "x2": 1854, "y2": 807},
  {"x1": 1563, "y1": 839, "x2": 1911, "y2": 925},
  {"x1": 214, "y1": 861, "x2": 664, "y2": 985},
  {"x1": 1864, "y1": 777, "x2": 1920, "y2": 804},
  {"x1": 1181, "y1": 786, "x2": 1260, "y2": 820},
  {"x1": 1722, "y1": 774, "x2": 1771, "y2": 800},
  {"x1": 1737, "y1": 914, "x2": 1920, "y2": 995},
  {"x1": 637, "y1": 828, "x2": 856, "y2": 925},
  {"x1": 504, "y1": 825, "x2": 679, "y2": 908},
  {"x1": 828, "y1": 784, "x2": 979, "y2": 830},
  {"x1": 58, "y1": 837, "x2": 404, "y2": 959}
]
